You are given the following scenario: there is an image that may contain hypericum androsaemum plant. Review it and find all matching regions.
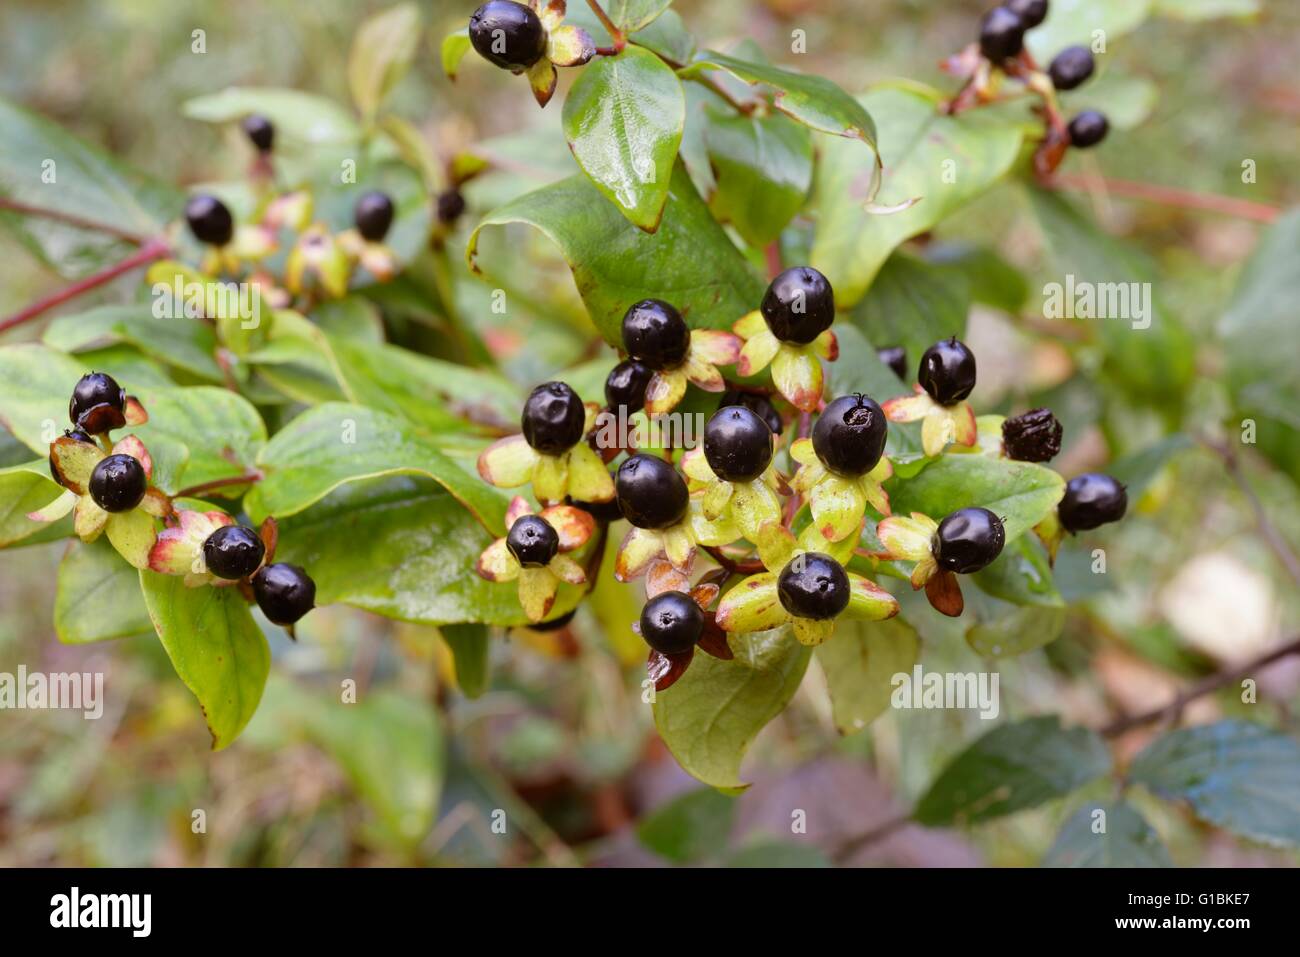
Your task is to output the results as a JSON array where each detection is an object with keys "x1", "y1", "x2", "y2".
[{"x1": 4, "y1": 0, "x2": 1300, "y2": 862}]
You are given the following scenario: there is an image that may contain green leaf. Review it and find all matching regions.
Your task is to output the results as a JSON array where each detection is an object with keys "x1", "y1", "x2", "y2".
[
  {"x1": 914, "y1": 716, "x2": 1111, "y2": 826},
  {"x1": 1128, "y1": 720, "x2": 1300, "y2": 848},
  {"x1": 653, "y1": 627, "x2": 809, "y2": 791},
  {"x1": 0, "y1": 343, "x2": 118, "y2": 453},
  {"x1": 42, "y1": 305, "x2": 223, "y2": 383},
  {"x1": 348, "y1": 3, "x2": 422, "y2": 121},
  {"x1": 183, "y1": 87, "x2": 361, "y2": 144},
  {"x1": 887, "y1": 454, "x2": 1065, "y2": 544},
  {"x1": 971, "y1": 536, "x2": 1062, "y2": 608},
  {"x1": 1027, "y1": 0, "x2": 1152, "y2": 59},
  {"x1": 0, "y1": 95, "x2": 180, "y2": 274},
  {"x1": 1155, "y1": 0, "x2": 1259, "y2": 18},
  {"x1": 1043, "y1": 801, "x2": 1172, "y2": 867},
  {"x1": 1109, "y1": 434, "x2": 1192, "y2": 500},
  {"x1": 924, "y1": 243, "x2": 1029, "y2": 314},
  {"x1": 562, "y1": 46, "x2": 684, "y2": 231},
  {"x1": 274, "y1": 477, "x2": 563, "y2": 627},
  {"x1": 440, "y1": 30, "x2": 473, "y2": 81},
  {"x1": 139, "y1": 569, "x2": 271, "y2": 750},
  {"x1": 468, "y1": 165, "x2": 765, "y2": 345},
  {"x1": 606, "y1": 0, "x2": 673, "y2": 32},
  {"x1": 965, "y1": 602, "x2": 1066, "y2": 658},
  {"x1": 816, "y1": 618, "x2": 919, "y2": 735},
  {"x1": 636, "y1": 787, "x2": 736, "y2": 863},
  {"x1": 441, "y1": 623, "x2": 490, "y2": 698},
  {"x1": 850, "y1": 252, "x2": 970, "y2": 366},
  {"x1": 55, "y1": 538, "x2": 153, "y2": 643},
  {"x1": 810, "y1": 83, "x2": 1023, "y2": 308},
  {"x1": 629, "y1": 9, "x2": 695, "y2": 64},
  {"x1": 725, "y1": 841, "x2": 830, "y2": 868},
  {"x1": 1065, "y1": 70, "x2": 1158, "y2": 131},
  {"x1": 244, "y1": 403, "x2": 506, "y2": 532},
  {"x1": 704, "y1": 108, "x2": 813, "y2": 247},
  {"x1": 679, "y1": 51, "x2": 877, "y2": 148},
  {"x1": 1217, "y1": 207, "x2": 1300, "y2": 483},
  {"x1": 0, "y1": 461, "x2": 68, "y2": 548},
  {"x1": 130, "y1": 385, "x2": 267, "y2": 495}
]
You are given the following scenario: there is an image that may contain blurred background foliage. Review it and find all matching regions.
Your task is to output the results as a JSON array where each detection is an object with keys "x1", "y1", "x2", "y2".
[{"x1": 2, "y1": 0, "x2": 1299, "y2": 867}]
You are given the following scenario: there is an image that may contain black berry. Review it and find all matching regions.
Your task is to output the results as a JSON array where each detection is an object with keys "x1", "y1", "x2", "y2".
[
  {"x1": 878, "y1": 345, "x2": 907, "y2": 380},
  {"x1": 933, "y1": 507, "x2": 1005, "y2": 574},
  {"x1": 521, "y1": 381, "x2": 586, "y2": 455},
  {"x1": 469, "y1": 0, "x2": 548, "y2": 71},
  {"x1": 639, "y1": 591, "x2": 704, "y2": 656},
  {"x1": 436, "y1": 189, "x2": 466, "y2": 225},
  {"x1": 621, "y1": 299, "x2": 690, "y2": 370},
  {"x1": 616, "y1": 454, "x2": 688, "y2": 529},
  {"x1": 778, "y1": 553, "x2": 850, "y2": 620},
  {"x1": 918, "y1": 337, "x2": 977, "y2": 405},
  {"x1": 979, "y1": 6, "x2": 1026, "y2": 62},
  {"x1": 69, "y1": 372, "x2": 126, "y2": 433},
  {"x1": 812, "y1": 394, "x2": 887, "y2": 477},
  {"x1": 1068, "y1": 111, "x2": 1109, "y2": 148},
  {"x1": 704, "y1": 406, "x2": 773, "y2": 483},
  {"x1": 354, "y1": 191, "x2": 395, "y2": 241},
  {"x1": 1007, "y1": 0, "x2": 1049, "y2": 29},
  {"x1": 252, "y1": 563, "x2": 317, "y2": 625},
  {"x1": 88, "y1": 454, "x2": 146, "y2": 513},
  {"x1": 506, "y1": 514, "x2": 559, "y2": 567},
  {"x1": 1058, "y1": 473, "x2": 1127, "y2": 533},
  {"x1": 241, "y1": 114, "x2": 274, "y2": 152},
  {"x1": 718, "y1": 390, "x2": 782, "y2": 436},
  {"x1": 1048, "y1": 46, "x2": 1094, "y2": 91},
  {"x1": 185, "y1": 194, "x2": 234, "y2": 246},
  {"x1": 760, "y1": 266, "x2": 834, "y2": 344},
  {"x1": 605, "y1": 359, "x2": 654, "y2": 414},
  {"x1": 1002, "y1": 408, "x2": 1062, "y2": 462},
  {"x1": 202, "y1": 525, "x2": 266, "y2": 580},
  {"x1": 49, "y1": 429, "x2": 93, "y2": 485}
]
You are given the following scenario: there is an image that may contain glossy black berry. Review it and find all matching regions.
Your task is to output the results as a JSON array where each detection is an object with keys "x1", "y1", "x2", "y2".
[
  {"x1": 354, "y1": 191, "x2": 395, "y2": 241},
  {"x1": 69, "y1": 372, "x2": 126, "y2": 433},
  {"x1": 185, "y1": 194, "x2": 234, "y2": 246},
  {"x1": 718, "y1": 390, "x2": 782, "y2": 436},
  {"x1": 506, "y1": 515, "x2": 559, "y2": 567},
  {"x1": 436, "y1": 189, "x2": 466, "y2": 225},
  {"x1": 933, "y1": 507, "x2": 1005, "y2": 574},
  {"x1": 1007, "y1": 0, "x2": 1048, "y2": 29},
  {"x1": 49, "y1": 429, "x2": 93, "y2": 485},
  {"x1": 621, "y1": 299, "x2": 690, "y2": 369},
  {"x1": 979, "y1": 6, "x2": 1026, "y2": 62},
  {"x1": 88, "y1": 454, "x2": 146, "y2": 513},
  {"x1": 469, "y1": 0, "x2": 547, "y2": 71},
  {"x1": 812, "y1": 394, "x2": 887, "y2": 477},
  {"x1": 760, "y1": 266, "x2": 835, "y2": 344},
  {"x1": 202, "y1": 525, "x2": 266, "y2": 580},
  {"x1": 778, "y1": 553, "x2": 850, "y2": 621},
  {"x1": 1068, "y1": 111, "x2": 1109, "y2": 148},
  {"x1": 616, "y1": 454, "x2": 688, "y2": 529},
  {"x1": 1002, "y1": 408, "x2": 1062, "y2": 462},
  {"x1": 605, "y1": 359, "x2": 654, "y2": 414},
  {"x1": 252, "y1": 562, "x2": 317, "y2": 626},
  {"x1": 1058, "y1": 473, "x2": 1127, "y2": 533},
  {"x1": 639, "y1": 591, "x2": 704, "y2": 656},
  {"x1": 241, "y1": 114, "x2": 274, "y2": 152},
  {"x1": 918, "y1": 337, "x2": 977, "y2": 405},
  {"x1": 878, "y1": 345, "x2": 907, "y2": 380},
  {"x1": 704, "y1": 406, "x2": 773, "y2": 483},
  {"x1": 521, "y1": 381, "x2": 585, "y2": 454},
  {"x1": 1048, "y1": 46, "x2": 1094, "y2": 91}
]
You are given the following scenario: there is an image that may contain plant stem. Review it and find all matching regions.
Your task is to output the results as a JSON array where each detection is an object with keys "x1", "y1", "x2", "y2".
[
  {"x1": 584, "y1": 0, "x2": 625, "y2": 48},
  {"x1": 831, "y1": 813, "x2": 911, "y2": 864},
  {"x1": 702, "y1": 545, "x2": 764, "y2": 575},
  {"x1": 684, "y1": 73, "x2": 756, "y2": 116},
  {"x1": 172, "y1": 470, "x2": 263, "y2": 500},
  {"x1": 0, "y1": 238, "x2": 171, "y2": 334},
  {"x1": 1101, "y1": 634, "x2": 1300, "y2": 738},
  {"x1": 764, "y1": 241, "x2": 783, "y2": 280},
  {"x1": 0, "y1": 197, "x2": 151, "y2": 245},
  {"x1": 1043, "y1": 173, "x2": 1280, "y2": 223}
]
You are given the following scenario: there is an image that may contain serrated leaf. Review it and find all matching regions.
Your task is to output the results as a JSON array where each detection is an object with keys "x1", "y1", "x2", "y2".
[
  {"x1": 816, "y1": 618, "x2": 919, "y2": 735},
  {"x1": 468, "y1": 165, "x2": 765, "y2": 345},
  {"x1": 139, "y1": 569, "x2": 270, "y2": 750},
  {"x1": 636, "y1": 787, "x2": 736, "y2": 863},
  {"x1": 55, "y1": 538, "x2": 153, "y2": 643},
  {"x1": 653, "y1": 627, "x2": 809, "y2": 791},
  {"x1": 1043, "y1": 801, "x2": 1172, "y2": 867},
  {"x1": 914, "y1": 716, "x2": 1111, "y2": 826},
  {"x1": 1128, "y1": 720, "x2": 1300, "y2": 848},
  {"x1": 348, "y1": 3, "x2": 422, "y2": 121}
]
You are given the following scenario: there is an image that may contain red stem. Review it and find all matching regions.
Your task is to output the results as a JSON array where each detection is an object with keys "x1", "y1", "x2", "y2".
[
  {"x1": 171, "y1": 470, "x2": 263, "y2": 500},
  {"x1": 0, "y1": 238, "x2": 171, "y2": 334},
  {"x1": 1042, "y1": 172, "x2": 1280, "y2": 223},
  {"x1": 764, "y1": 241, "x2": 783, "y2": 280},
  {"x1": 585, "y1": 0, "x2": 625, "y2": 48}
]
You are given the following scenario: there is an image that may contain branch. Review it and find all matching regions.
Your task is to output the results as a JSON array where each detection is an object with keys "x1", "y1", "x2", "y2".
[
  {"x1": 1042, "y1": 172, "x2": 1280, "y2": 223},
  {"x1": 584, "y1": 0, "x2": 625, "y2": 49},
  {"x1": 830, "y1": 813, "x2": 911, "y2": 865},
  {"x1": 1199, "y1": 434, "x2": 1300, "y2": 588},
  {"x1": 0, "y1": 196, "x2": 152, "y2": 245},
  {"x1": 172, "y1": 470, "x2": 263, "y2": 500},
  {"x1": 701, "y1": 545, "x2": 764, "y2": 575},
  {"x1": 0, "y1": 238, "x2": 171, "y2": 334}
]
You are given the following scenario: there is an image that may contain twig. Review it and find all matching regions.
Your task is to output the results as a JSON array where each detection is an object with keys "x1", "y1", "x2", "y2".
[
  {"x1": 831, "y1": 813, "x2": 911, "y2": 864},
  {"x1": 172, "y1": 470, "x2": 263, "y2": 500},
  {"x1": 1199, "y1": 434, "x2": 1300, "y2": 588},
  {"x1": 584, "y1": 0, "x2": 625, "y2": 49},
  {"x1": 1101, "y1": 634, "x2": 1300, "y2": 738},
  {"x1": 0, "y1": 196, "x2": 151, "y2": 245},
  {"x1": 684, "y1": 73, "x2": 756, "y2": 116},
  {"x1": 1042, "y1": 173, "x2": 1280, "y2": 223},
  {"x1": 701, "y1": 545, "x2": 764, "y2": 575},
  {"x1": 0, "y1": 238, "x2": 171, "y2": 334}
]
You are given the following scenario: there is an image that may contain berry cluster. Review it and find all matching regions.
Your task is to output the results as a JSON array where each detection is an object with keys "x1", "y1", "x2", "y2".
[{"x1": 466, "y1": 0, "x2": 596, "y2": 107}]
